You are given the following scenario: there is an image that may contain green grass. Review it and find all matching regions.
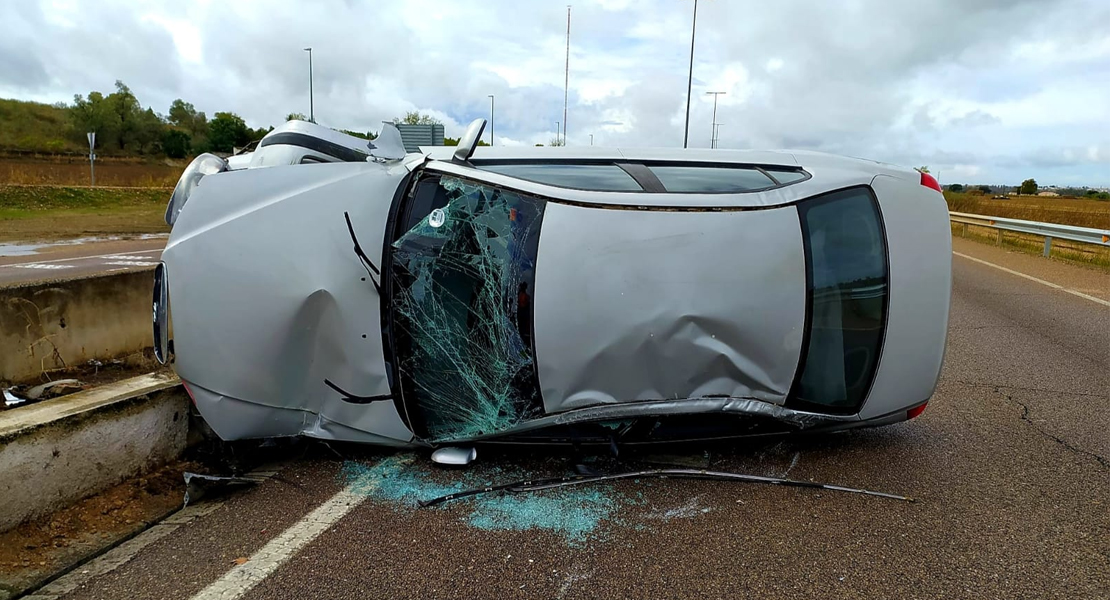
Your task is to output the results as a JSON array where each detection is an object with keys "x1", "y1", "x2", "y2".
[
  {"x1": 0, "y1": 185, "x2": 168, "y2": 211},
  {"x1": 0, "y1": 98, "x2": 81, "y2": 154},
  {"x1": 0, "y1": 184, "x2": 170, "y2": 242},
  {"x1": 953, "y1": 223, "x2": 1110, "y2": 270}
]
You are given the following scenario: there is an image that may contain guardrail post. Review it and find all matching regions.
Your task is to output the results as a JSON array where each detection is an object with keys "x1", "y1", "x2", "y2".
[
  {"x1": 961, "y1": 223, "x2": 968, "y2": 237},
  {"x1": 996, "y1": 229, "x2": 1003, "y2": 246},
  {"x1": 1043, "y1": 236, "x2": 1052, "y2": 257}
]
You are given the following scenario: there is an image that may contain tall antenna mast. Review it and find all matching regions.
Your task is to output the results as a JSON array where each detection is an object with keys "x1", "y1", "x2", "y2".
[{"x1": 563, "y1": 5, "x2": 571, "y2": 145}]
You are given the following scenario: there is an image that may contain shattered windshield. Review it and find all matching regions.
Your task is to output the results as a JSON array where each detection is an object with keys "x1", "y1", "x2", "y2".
[{"x1": 390, "y1": 176, "x2": 546, "y2": 442}]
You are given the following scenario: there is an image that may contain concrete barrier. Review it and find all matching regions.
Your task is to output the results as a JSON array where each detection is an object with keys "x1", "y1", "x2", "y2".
[
  {"x1": 0, "y1": 269, "x2": 154, "y2": 383},
  {"x1": 0, "y1": 373, "x2": 187, "y2": 532}
]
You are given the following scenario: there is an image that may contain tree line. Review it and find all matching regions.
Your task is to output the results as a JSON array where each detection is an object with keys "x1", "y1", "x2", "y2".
[
  {"x1": 68, "y1": 81, "x2": 273, "y2": 159},
  {"x1": 946, "y1": 178, "x2": 1108, "y2": 199},
  {"x1": 67, "y1": 87, "x2": 486, "y2": 159}
]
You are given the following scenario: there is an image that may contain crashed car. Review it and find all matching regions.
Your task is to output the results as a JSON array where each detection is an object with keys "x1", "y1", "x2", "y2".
[{"x1": 154, "y1": 118, "x2": 951, "y2": 451}]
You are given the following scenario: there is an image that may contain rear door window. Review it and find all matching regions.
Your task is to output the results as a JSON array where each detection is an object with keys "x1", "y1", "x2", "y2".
[
  {"x1": 649, "y1": 165, "x2": 776, "y2": 193},
  {"x1": 789, "y1": 187, "x2": 888, "y2": 414},
  {"x1": 477, "y1": 163, "x2": 643, "y2": 191}
]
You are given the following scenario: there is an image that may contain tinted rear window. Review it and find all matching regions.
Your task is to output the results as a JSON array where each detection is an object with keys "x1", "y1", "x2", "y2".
[
  {"x1": 789, "y1": 187, "x2": 888, "y2": 414},
  {"x1": 477, "y1": 163, "x2": 643, "y2": 192},
  {"x1": 649, "y1": 165, "x2": 776, "y2": 193}
]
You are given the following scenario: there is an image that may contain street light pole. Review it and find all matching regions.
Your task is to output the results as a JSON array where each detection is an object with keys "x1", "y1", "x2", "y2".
[
  {"x1": 589, "y1": 133, "x2": 593, "y2": 146},
  {"x1": 705, "y1": 91, "x2": 725, "y2": 148},
  {"x1": 303, "y1": 47, "x2": 314, "y2": 123},
  {"x1": 555, "y1": 121, "x2": 560, "y2": 146},
  {"x1": 682, "y1": 0, "x2": 698, "y2": 149},
  {"x1": 563, "y1": 5, "x2": 571, "y2": 146},
  {"x1": 488, "y1": 94, "x2": 495, "y2": 147},
  {"x1": 714, "y1": 123, "x2": 724, "y2": 149}
]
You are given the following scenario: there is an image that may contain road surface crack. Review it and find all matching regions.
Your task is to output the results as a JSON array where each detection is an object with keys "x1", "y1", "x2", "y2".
[
  {"x1": 956, "y1": 380, "x2": 1109, "y2": 400},
  {"x1": 995, "y1": 387, "x2": 1109, "y2": 470}
]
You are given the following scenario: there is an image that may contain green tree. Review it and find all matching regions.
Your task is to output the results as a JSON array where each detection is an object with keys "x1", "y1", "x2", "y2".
[
  {"x1": 168, "y1": 99, "x2": 207, "y2": 138},
  {"x1": 70, "y1": 91, "x2": 121, "y2": 148},
  {"x1": 106, "y1": 81, "x2": 144, "y2": 150},
  {"x1": 549, "y1": 136, "x2": 565, "y2": 147},
  {"x1": 208, "y1": 112, "x2": 250, "y2": 152},
  {"x1": 947, "y1": 183, "x2": 964, "y2": 192},
  {"x1": 286, "y1": 112, "x2": 308, "y2": 121},
  {"x1": 978, "y1": 185, "x2": 992, "y2": 194},
  {"x1": 917, "y1": 166, "x2": 930, "y2": 173},
  {"x1": 339, "y1": 129, "x2": 378, "y2": 140},
  {"x1": 162, "y1": 128, "x2": 191, "y2": 158},
  {"x1": 393, "y1": 111, "x2": 441, "y2": 125},
  {"x1": 1019, "y1": 178, "x2": 1038, "y2": 195},
  {"x1": 131, "y1": 107, "x2": 165, "y2": 154}
]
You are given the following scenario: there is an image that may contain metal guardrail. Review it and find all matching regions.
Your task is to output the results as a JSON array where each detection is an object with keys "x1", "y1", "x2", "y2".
[{"x1": 949, "y1": 211, "x2": 1110, "y2": 257}]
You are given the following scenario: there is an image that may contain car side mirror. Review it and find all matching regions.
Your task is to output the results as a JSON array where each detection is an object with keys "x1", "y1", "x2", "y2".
[{"x1": 453, "y1": 119, "x2": 487, "y2": 164}]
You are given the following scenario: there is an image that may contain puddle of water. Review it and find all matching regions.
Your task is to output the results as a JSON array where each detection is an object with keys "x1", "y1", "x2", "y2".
[{"x1": 0, "y1": 234, "x2": 168, "y2": 257}]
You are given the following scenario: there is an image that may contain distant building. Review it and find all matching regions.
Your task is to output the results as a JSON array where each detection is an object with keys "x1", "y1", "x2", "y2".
[
  {"x1": 1037, "y1": 191, "x2": 1059, "y2": 197},
  {"x1": 395, "y1": 124, "x2": 445, "y2": 152}
]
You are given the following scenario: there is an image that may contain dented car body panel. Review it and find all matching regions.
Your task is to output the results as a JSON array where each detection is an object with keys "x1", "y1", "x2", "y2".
[{"x1": 158, "y1": 120, "x2": 951, "y2": 447}]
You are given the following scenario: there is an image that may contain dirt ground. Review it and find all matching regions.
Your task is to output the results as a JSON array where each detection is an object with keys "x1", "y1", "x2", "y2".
[
  {"x1": 946, "y1": 192, "x2": 1110, "y2": 229},
  {"x1": 3, "y1": 350, "x2": 173, "y2": 411},
  {"x1": 0, "y1": 460, "x2": 196, "y2": 597},
  {"x1": 0, "y1": 157, "x2": 182, "y2": 188}
]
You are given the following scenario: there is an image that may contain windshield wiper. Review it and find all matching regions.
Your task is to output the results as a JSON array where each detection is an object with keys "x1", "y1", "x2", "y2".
[
  {"x1": 344, "y1": 211, "x2": 382, "y2": 293},
  {"x1": 419, "y1": 467, "x2": 914, "y2": 507},
  {"x1": 324, "y1": 378, "x2": 392, "y2": 405}
]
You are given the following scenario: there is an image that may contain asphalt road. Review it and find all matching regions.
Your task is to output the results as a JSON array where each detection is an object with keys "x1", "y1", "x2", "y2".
[
  {"x1": 32, "y1": 237, "x2": 1110, "y2": 600},
  {"x1": 0, "y1": 237, "x2": 165, "y2": 287}
]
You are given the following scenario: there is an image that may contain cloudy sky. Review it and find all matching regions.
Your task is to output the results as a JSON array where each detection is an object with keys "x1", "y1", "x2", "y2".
[{"x1": 2, "y1": 0, "x2": 1108, "y2": 185}]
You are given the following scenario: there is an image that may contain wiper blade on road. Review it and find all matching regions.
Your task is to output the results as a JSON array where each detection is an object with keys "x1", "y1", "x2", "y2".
[{"x1": 418, "y1": 468, "x2": 914, "y2": 507}]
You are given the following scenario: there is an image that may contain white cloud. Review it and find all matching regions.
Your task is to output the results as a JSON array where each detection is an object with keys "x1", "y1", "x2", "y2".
[{"x1": 0, "y1": 0, "x2": 1107, "y2": 184}]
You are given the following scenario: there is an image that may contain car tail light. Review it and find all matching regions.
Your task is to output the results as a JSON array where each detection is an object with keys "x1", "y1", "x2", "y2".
[
  {"x1": 182, "y1": 382, "x2": 196, "y2": 405},
  {"x1": 907, "y1": 402, "x2": 928, "y2": 420},
  {"x1": 920, "y1": 171, "x2": 942, "y2": 193}
]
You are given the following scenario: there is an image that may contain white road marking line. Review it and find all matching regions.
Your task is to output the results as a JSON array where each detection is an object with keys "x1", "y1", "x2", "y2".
[
  {"x1": 189, "y1": 483, "x2": 370, "y2": 600},
  {"x1": 954, "y1": 251, "x2": 1110, "y2": 308},
  {"x1": 103, "y1": 260, "x2": 159, "y2": 266},
  {"x1": 23, "y1": 464, "x2": 286, "y2": 600},
  {"x1": 12, "y1": 263, "x2": 75, "y2": 270},
  {"x1": 2, "y1": 248, "x2": 162, "y2": 267}
]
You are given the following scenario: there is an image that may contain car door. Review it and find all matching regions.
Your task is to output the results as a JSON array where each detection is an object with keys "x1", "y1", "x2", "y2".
[
  {"x1": 382, "y1": 158, "x2": 812, "y2": 443},
  {"x1": 382, "y1": 166, "x2": 549, "y2": 443}
]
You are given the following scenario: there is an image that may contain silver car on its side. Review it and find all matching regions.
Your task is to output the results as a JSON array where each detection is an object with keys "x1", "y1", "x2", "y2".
[{"x1": 154, "y1": 119, "x2": 951, "y2": 449}]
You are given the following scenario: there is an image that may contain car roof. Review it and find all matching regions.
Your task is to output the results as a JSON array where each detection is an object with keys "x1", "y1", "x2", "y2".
[{"x1": 417, "y1": 147, "x2": 920, "y2": 209}]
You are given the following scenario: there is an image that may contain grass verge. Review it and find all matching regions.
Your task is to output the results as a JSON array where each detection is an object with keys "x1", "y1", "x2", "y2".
[
  {"x1": 0, "y1": 185, "x2": 170, "y2": 242},
  {"x1": 952, "y1": 223, "x2": 1110, "y2": 271}
]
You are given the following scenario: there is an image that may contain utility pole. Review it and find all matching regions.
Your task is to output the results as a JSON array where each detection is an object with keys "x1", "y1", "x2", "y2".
[
  {"x1": 488, "y1": 94, "x2": 495, "y2": 147},
  {"x1": 705, "y1": 91, "x2": 725, "y2": 148},
  {"x1": 682, "y1": 0, "x2": 698, "y2": 148},
  {"x1": 563, "y1": 5, "x2": 571, "y2": 146},
  {"x1": 303, "y1": 47, "x2": 314, "y2": 123},
  {"x1": 555, "y1": 121, "x2": 560, "y2": 146}
]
